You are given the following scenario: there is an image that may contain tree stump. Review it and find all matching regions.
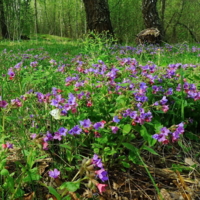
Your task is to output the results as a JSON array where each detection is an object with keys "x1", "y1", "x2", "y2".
[{"x1": 136, "y1": 27, "x2": 161, "y2": 45}]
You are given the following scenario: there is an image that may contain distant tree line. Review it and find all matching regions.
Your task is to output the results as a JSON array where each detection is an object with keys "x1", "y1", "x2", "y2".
[{"x1": 0, "y1": 0, "x2": 199, "y2": 43}]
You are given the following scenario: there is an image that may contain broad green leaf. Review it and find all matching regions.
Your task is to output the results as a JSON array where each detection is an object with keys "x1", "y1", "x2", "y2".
[
  {"x1": 47, "y1": 186, "x2": 61, "y2": 200},
  {"x1": 23, "y1": 168, "x2": 41, "y2": 182},
  {"x1": 59, "y1": 181, "x2": 80, "y2": 192},
  {"x1": 14, "y1": 189, "x2": 25, "y2": 199},
  {"x1": 1, "y1": 169, "x2": 9, "y2": 176},
  {"x1": 152, "y1": 120, "x2": 163, "y2": 133},
  {"x1": 122, "y1": 124, "x2": 131, "y2": 135},
  {"x1": 140, "y1": 125, "x2": 156, "y2": 147}
]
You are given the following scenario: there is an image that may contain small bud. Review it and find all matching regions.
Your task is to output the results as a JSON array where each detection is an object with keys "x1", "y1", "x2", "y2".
[{"x1": 85, "y1": 159, "x2": 92, "y2": 166}]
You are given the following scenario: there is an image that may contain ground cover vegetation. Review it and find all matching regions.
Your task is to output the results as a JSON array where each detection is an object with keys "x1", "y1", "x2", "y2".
[{"x1": 1, "y1": 35, "x2": 200, "y2": 199}]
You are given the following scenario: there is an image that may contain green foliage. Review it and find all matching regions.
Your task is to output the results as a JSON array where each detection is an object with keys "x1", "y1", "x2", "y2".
[{"x1": 1, "y1": 39, "x2": 200, "y2": 198}]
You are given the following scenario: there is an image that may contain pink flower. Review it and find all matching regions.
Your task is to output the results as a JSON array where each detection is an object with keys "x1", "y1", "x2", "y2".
[
  {"x1": 2, "y1": 144, "x2": 7, "y2": 149},
  {"x1": 162, "y1": 105, "x2": 169, "y2": 113},
  {"x1": 30, "y1": 133, "x2": 37, "y2": 139},
  {"x1": 96, "y1": 183, "x2": 107, "y2": 194},
  {"x1": 42, "y1": 142, "x2": 48, "y2": 150},
  {"x1": 87, "y1": 101, "x2": 92, "y2": 107}
]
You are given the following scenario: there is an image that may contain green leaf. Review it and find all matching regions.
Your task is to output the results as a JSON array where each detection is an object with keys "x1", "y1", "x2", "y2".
[
  {"x1": 104, "y1": 147, "x2": 110, "y2": 152},
  {"x1": 47, "y1": 186, "x2": 61, "y2": 200},
  {"x1": 122, "y1": 124, "x2": 131, "y2": 135},
  {"x1": 140, "y1": 125, "x2": 156, "y2": 147},
  {"x1": 185, "y1": 132, "x2": 200, "y2": 141},
  {"x1": 152, "y1": 120, "x2": 163, "y2": 133},
  {"x1": 62, "y1": 195, "x2": 71, "y2": 200},
  {"x1": 141, "y1": 145, "x2": 159, "y2": 155},
  {"x1": 121, "y1": 161, "x2": 130, "y2": 168},
  {"x1": 59, "y1": 181, "x2": 80, "y2": 192},
  {"x1": 59, "y1": 144, "x2": 71, "y2": 149},
  {"x1": 1, "y1": 169, "x2": 9, "y2": 176},
  {"x1": 14, "y1": 189, "x2": 25, "y2": 199},
  {"x1": 122, "y1": 143, "x2": 139, "y2": 153},
  {"x1": 23, "y1": 168, "x2": 41, "y2": 182}
]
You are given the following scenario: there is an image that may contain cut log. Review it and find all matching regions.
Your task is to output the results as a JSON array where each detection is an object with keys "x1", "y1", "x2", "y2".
[{"x1": 136, "y1": 27, "x2": 161, "y2": 45}]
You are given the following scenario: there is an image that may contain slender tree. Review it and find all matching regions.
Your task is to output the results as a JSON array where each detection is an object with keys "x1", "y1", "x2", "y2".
[
  {"x1": 82, "y1": 0, "x2": 114, "y2": 36},
  {"x1": 34, "y1": 0, "x2": 39, "y2": 33},
  {"x1": 0, "y1": 0, "x2": 9, "y2": 38},
  {"x1": 142, "y1": 0, "x2": 164, "y2": 40}
]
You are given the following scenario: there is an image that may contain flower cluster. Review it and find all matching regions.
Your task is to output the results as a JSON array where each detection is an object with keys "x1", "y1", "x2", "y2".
[
  {"x1": 176, "y1": 82, "x2": 200, "y2": 101},
  {"x1": 152, "y1": 96, "x2": 169, "y2": 113},
  {"x1": 122, "y1": 108, "x2": 152, "y2": 125},
  {"x1": 2, "y1": 142, "x2": 13, "y2": 149},
  {"x1": 152, "y1": 122, "x2": 185, "y2": 144}
]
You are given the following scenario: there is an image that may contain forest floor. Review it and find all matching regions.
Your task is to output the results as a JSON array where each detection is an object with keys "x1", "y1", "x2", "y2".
[{"x1": 2, "y1": 36, "x2": 200, "y2": 200}]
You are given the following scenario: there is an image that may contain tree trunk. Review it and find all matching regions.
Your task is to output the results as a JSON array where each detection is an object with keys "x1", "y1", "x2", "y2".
[
  {"x1": 142, "y1": 0, "x2": 164, "y2": 41},
  {"x1": 0, "y1": 0, "x2": 9, "y2": 38},
  {"x1": 82, "y1": 0, "x2": 114, "y2": 36},
  {"x1": 34, "y1": 0, "x2": 39, "y2": 33}
]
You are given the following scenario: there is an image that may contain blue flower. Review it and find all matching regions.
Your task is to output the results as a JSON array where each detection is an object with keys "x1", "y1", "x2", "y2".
[{"x1": 113, "y1": 116, "x2": 120, "y2": 123}]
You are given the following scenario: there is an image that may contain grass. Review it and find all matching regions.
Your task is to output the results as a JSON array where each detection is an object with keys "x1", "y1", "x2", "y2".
[{"x1": 1, "y1": 34, "x2": 200, "y2": 199}]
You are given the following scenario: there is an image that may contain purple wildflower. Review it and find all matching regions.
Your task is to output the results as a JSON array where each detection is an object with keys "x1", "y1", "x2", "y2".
[
  {"x1": 92, "y1": 154, "x2": 103, "y2": 168},
  {"x1": 80, "y1": 119, "x2": 92, "y2": 128},
  {"x1": 68, "y1": 93, "x2": 76, "y2": 106},
  {"x1": 49, "y1": 59, "x2": 57, "y2": 66},
  {"x1": 11, "y1": 98, "x2": 22, "y2": 107},
  {"x1": 43, "y1": 131, "x2": 53, "y2": 142},
  {"x1": 68, "y1": 125, "x2": 82, "y2": 135},
  {"x1": 6, "y1": 142, "x2": 13, "y2": 149},
  {"x1": 110, "y1": 126, "x2": 119, "y2": 134},
  {"x1": 51, "y1": 99, "x2": 59, "y2": 107},
  {"x1": 95, "y1": 168, "x2": 108, "y2": 182},
  {"x1": 8, "y1": 69, "x2": 15, "y2": 78},
  {"x1": 30, "y1": 133, "x2": 37, "y2": 139},
  {"x1": 172, "y1": 122, "x2": 184, "y2": 142},
  {"x1": 166, "y1": 88, "x2": 173, "y2": 95},
  {"x1": 93, "y1": 122, "x2": 104, "y2": 130},
  {"x1": 30, "y1": 61, "x2": 38, "y2": 67},
  {"x1": 58, "y1": 127, "x2": 68, "y2": 136},
  {"x1": 48, "y1": 169, "x2": 60, "y2": 178},
  {"x1": 14, "y1": 62, "x2": 22, "y2": 69},
  {"x1": 160, "y1": 96, "x2": 168, "y2": 105},
  {"x1": 53, "y1": 132, "x2": 62, "y2": 141},
  {"x1": 152, "y1": 127, "x2": 171, "y2": 144},
  {"x1": 0, "y1": 100, "x2": 8, "y2": 108}
]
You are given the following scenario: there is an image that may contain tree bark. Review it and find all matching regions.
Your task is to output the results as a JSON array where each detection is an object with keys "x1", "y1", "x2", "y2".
[
  {"x1": 82, "y1": 0, "x2": 114, "y2": 36},
  {"x1": 34, "y1": 0, "x2": 39, "y2": 33},
  {"x1": 0, "y1": 0, "x2": 9, "y2": 38},
  {"x1": 142, "y1": 0, "x2": 164, "y2": 41}
]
